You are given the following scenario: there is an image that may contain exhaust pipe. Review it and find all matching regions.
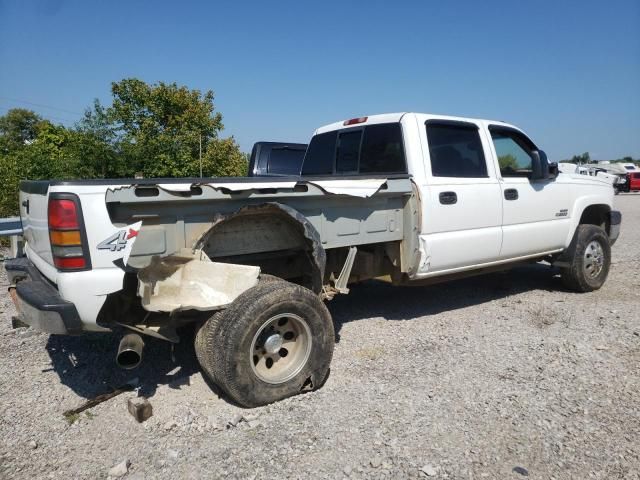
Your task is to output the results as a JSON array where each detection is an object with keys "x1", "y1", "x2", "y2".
[{"x1": 116, "y1": 333, "x2": 144, "y2": 369}]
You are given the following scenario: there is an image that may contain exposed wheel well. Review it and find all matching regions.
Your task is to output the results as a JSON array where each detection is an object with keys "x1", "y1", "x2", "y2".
[
  {"x1": 196, "y1": 203, "x2": 326, "y2": 293},
  {"x1": 579, "y1": 204, "x2": 611, "y2": 236}
]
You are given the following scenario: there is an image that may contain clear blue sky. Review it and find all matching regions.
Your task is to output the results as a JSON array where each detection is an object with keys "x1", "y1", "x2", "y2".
[{"x1": 1, "y1": 0, "x2": 638, "y2": 160}]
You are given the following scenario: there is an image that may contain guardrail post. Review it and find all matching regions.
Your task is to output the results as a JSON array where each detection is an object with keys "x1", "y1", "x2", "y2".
[{"x1": 10, "y1": 235, "x2": 24, "y2": 258}]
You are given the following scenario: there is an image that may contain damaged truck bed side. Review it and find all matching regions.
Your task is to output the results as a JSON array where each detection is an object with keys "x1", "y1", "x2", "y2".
[{"x1": 5, "y1": 112, "x2": 621, "y2": 407}]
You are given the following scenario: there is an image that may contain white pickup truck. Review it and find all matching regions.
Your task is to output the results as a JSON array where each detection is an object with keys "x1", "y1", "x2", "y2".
[{"x1": 5, "y1": 112, "x2": 621, "y2": 407}]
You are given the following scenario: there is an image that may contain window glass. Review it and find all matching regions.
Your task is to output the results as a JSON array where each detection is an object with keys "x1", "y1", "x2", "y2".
[
  {"x1": 266, "y1": 148, "x2": 305, "y2": 175},
  {"x1": 335, "y1": 130, "x2": 362, "y2": 173},
  {"x1": 491, "y1": 132, "x2": 532, "y2": 177},
  {"x1": 360, "y1": 123, "x2": 406, "y2": 173},
  {"x1": 490, "y1": 129, "x2": 534, "y2": 177},
  {"x1": 301, "y1": 123, "x2": 408, "y2": 176},
  {"x1": 301, "y1": 131, "x2": 336, "y2": 175},
  {"x1": 426, "y1": 123, "x2": 488, "y2": 177}
]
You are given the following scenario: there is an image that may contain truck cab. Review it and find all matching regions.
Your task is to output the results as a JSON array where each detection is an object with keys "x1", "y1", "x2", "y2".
[{"x1": 303, "y1": 113, "x2": 617, "y2": 277}]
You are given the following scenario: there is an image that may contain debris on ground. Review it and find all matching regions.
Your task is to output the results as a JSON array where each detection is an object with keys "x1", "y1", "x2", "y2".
[
  {"x1": 62, "y1": 379, "x2": 138, "y2": 419},
  {"x1": 127, "y1": 397, "x2": 153, "y2": 423},
  {"x1": 108, "y1": 459, "x2": 130, "y2": 478}
]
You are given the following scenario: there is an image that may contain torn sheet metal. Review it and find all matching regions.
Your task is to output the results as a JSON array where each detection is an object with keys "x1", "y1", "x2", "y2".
[
  {"x1": 156, "y1": 182, "x2": 299, "y2": 193},
  {"x1": 208, "y1": 181, "x2": 297, "y2": 191},
  {"x1": 156, "y1": 183, "x2": 194, "y2": 192},
  {"x1": 307, "y1": 178, "x2": 387, "y2": 198},
  {"x1": 137, "y1": 249, "x2": 260, "y2": 312}
]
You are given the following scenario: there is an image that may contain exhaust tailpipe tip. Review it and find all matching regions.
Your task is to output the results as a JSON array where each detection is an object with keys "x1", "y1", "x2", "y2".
[{"x1": 117, "y1": 333, "x2": 144, "y2": 370}]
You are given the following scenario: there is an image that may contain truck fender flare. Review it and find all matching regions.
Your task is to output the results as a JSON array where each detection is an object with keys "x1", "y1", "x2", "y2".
[
  {"x1": 565, "y1": 195, "x2": 612, "y2": 247},
  {"x1": 195, "y1": 202, "x2": 326, "y2": 294}
]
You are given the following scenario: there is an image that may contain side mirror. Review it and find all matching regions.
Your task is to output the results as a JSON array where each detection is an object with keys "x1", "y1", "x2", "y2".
[{"x1": 531, "y1": 150, "x2": 550, "y2": 180}]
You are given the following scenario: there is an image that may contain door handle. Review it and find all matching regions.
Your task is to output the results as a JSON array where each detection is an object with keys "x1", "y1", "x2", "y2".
[
  {"x1": 504, "y1": 188, "x2": 519, "y2": 201},
  {"x1": 439, "y1": 191, "x2": 457, "y2": 205},
  {"x1": 21, "y1": 199, "x2": 29, "y2": 214}
]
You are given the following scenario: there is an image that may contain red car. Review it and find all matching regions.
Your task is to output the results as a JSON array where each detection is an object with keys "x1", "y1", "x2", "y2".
[{"x1": 630, "y1": 172, "x2": 640, "y2": 192}]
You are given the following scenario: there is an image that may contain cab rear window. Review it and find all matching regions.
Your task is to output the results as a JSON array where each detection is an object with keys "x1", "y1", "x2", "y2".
[{"x1": 301, "y1": 123, "x2": 406, "y2": 176}]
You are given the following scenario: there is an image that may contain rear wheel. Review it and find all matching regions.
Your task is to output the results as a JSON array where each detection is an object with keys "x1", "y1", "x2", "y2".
[
  {"x1": 195, "y1": 274, "x2": 285, "y2": 383},
  {"x1": 196, "y1": 280, "x2": 334, "y2": 407},
  {"x1": 560, "y1": 224, "x2": 611, "y2": 292}
]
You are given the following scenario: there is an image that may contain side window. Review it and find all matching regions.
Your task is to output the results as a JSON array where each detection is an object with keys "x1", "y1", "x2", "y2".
[
  {"x1": 426, "y1": 122, "x2": 488, "y2": 178},
  {"x1": 335, "y1": 130, "x2": 362, "y2": 174},
  {"x1": 267, "y1": 147, "x2": 306, "y2": 175},
  {"x1": 360, "y1": 123, "x2": 406, "y2": 173},
  {"x1": 490, "y1": 128, "x2": 535, "y2": 177},
  {"x1": 301, "y1": 131, "x2": 336, "y2": 175},
  {"x1": 301, "y1": 123, "x2": 407, "y2": 176}
]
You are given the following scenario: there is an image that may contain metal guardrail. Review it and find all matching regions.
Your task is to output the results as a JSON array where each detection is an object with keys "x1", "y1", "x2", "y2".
[
  {"x1": 0, "y1": 217, "x2": 23, "y2": 237},
  {"x1": 0, "y1": 217, "x2": 24, "y2": 259}
]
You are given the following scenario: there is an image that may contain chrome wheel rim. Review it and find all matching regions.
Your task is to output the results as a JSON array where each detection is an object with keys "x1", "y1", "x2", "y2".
[
  {"x1": 250, "y1": 313, "x2": 312, "y2": 384},
  {"x1": 583, "y1": 240, "x2": 605, "y2": 279}
]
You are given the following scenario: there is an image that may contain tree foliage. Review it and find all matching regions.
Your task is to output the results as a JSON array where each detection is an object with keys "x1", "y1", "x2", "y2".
[
  {"x1": 0, "y1": 78, "x2": 247, "y2": 216},
  {"x1": 498, "y1": 154, "x2": 518, "y2": 171},
  {"x1": 570, "y1": 152, "x2": 591, "y2": 164},
  {"x1": 0, "y1": 108, "x2": 42, "y2": 152}
]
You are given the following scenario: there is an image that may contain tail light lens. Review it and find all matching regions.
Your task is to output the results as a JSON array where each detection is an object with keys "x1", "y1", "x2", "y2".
[
  {"x1": 48, "y1": 194, "x2": 91, "y2": 271},
  {"x1": 343, "y1": 116, "x2": 368, "y2": 126}
]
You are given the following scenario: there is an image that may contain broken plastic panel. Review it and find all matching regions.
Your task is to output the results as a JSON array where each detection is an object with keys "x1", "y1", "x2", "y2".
[{"x1": 137, "y1": 249, "x2": 260, "y2": 312}]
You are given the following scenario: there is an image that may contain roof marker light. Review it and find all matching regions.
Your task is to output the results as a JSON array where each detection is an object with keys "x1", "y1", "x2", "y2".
[{"x1": 343, "y1": 116, "x2": 368, "y2": 126}]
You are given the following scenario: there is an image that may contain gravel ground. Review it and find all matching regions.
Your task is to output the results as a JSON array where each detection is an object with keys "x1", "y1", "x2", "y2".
[{"x1": 1, "y1": 195, "x2": 639, "y2": 480}]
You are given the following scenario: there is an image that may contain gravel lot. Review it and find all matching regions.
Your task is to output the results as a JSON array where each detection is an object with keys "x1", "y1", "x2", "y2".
[{"x1": 1, "y1": 195, "x2": 639, "y2": 480}]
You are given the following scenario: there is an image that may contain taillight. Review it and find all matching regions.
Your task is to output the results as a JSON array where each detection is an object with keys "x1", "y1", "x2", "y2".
[
  {"x1": 48, "y1": 199, "x2": 79, "y2": 229},
  {"x1": 48, "y1": 194, "x2": 91, "y2": 271}
]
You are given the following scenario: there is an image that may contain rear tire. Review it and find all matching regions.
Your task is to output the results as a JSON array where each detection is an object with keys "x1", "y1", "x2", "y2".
[
  {"x1": 196, "y1": 280, "x2": 334, "y2": 407},
  {"x1": 560, "y1": 224, "x2": 611, "y2": 292},
  {"x1": 195, "y1": 273, "x2": 285, "y2": 383}
]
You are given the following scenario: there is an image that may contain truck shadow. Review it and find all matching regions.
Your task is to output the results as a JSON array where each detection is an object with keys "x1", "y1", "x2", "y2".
[
  {"x1": 45, "y1": 263, "x2": 560, "y2": 400},
  {"x1": 327, "y1": 263, "x2": 563, "y2": 342},
  {"x1": 45, "y1": 326, "x2": 201, "y2": 400}
]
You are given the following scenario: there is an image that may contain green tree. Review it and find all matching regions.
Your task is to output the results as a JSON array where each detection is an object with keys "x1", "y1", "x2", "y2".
[
  {"x1": 106, "y1": 78, "x2": 242, "y2": 178},
  {"x1": 75, "y1": 99, "x2": 120, "y2": 177},
  {"x1": 0, "y1": 118, "x2": 98, "y2": 216},
  {"x1": 0, "y1": 79, "x2": 248, "y2": 217},
  {"x1": 202, "y1": 137, "x2": 248, "y2": 177},
  {"x1": 570, "y1": 152, "x2": 590, "y2": 164},
  {"x1": 0, "y1": 108, "x2": 43, "y2": 153},
  {"x1": 498, "y1": 154, "x2": 518, "y2": 171}
]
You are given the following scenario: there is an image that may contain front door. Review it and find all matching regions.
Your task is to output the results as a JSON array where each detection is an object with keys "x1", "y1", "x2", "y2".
[{"x1": 488, "y1": 126, "x2": 570, "y2": 258}]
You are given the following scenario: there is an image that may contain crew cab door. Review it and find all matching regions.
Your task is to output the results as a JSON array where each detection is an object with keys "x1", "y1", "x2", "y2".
[
  {"x1": 416, "y1": 119, "x2": 503, "y2": 273},
  {"x1": 487, "y1": 125, "x2": 570, "y2": 258}
]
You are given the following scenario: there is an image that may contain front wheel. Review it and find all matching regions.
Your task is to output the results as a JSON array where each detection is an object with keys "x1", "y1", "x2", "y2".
[
  {"x1": 560, "y1": 224, "x2": 611, "y2": 292},
  {"x1": 196, "y1": 280, "x2": 334, "y2": 407}
]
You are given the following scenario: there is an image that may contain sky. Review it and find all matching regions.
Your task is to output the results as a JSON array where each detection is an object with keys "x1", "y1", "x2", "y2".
[{"x1": 0, "y1": 0, "x2": 638, "y2": 160}]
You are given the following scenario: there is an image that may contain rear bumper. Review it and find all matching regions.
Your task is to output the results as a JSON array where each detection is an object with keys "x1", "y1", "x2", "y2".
[
  {"x1": 609, "y1": 210, "x2": 621, "y2": 246},
  {"x1": 4, "y1": 257, "x2": 82, "y2": 335}
]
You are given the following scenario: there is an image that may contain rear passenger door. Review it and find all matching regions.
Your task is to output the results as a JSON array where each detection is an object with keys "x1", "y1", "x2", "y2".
[{"x1": 418, "y1": 120, "x2": 503, "y2": 273}]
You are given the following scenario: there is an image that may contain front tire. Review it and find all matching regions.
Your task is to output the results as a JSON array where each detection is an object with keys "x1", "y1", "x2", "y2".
[
  {"x1": 560, "y1": 224, "x2": 611, "y2": 292},
  {"x1": 196, "y1": 280, "x2": 334, "y2": 407}
]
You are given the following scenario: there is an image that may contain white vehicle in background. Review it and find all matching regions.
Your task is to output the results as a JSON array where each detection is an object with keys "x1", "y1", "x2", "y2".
[
  {"x1": 5, "y1": 112, "x2": 621, "y2": 407},
  {"x1": 618, "y1": 162, "x2": 640, "y2": 173},
  {"x1": 559, "y1": 162, "x2": 629, "y2": 194}
]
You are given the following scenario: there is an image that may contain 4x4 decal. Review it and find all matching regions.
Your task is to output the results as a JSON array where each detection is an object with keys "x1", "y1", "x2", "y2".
[{"x1": 97, "y1": 228, "x2": 139, "y2": 252}]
